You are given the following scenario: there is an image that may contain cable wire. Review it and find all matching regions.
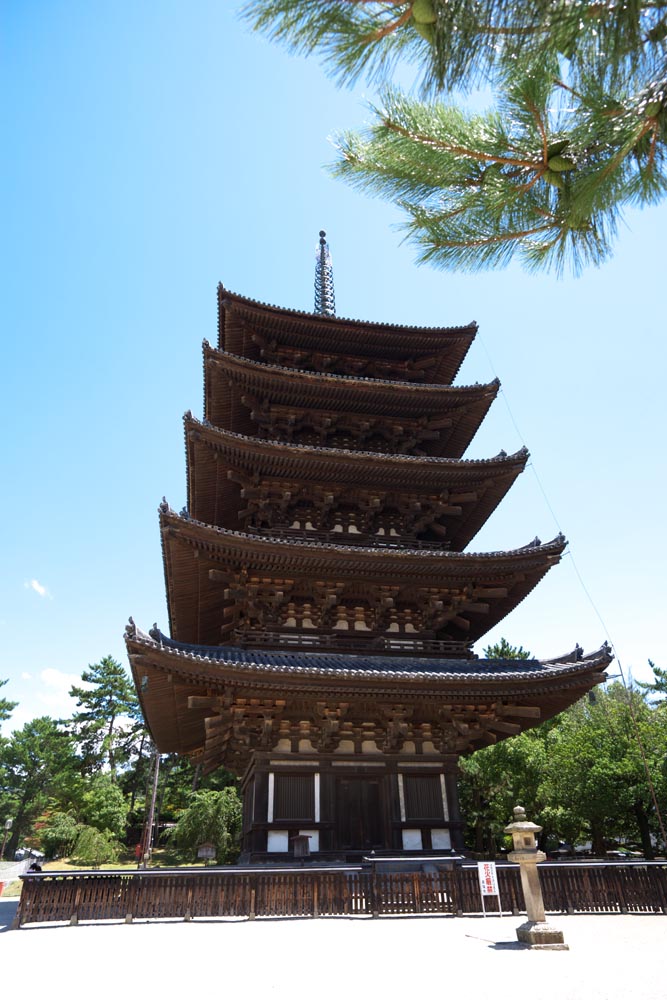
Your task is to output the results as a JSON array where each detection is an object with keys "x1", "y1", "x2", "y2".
[{"x1": 476, "y1": 329, "x2": 667, "y2": 850}]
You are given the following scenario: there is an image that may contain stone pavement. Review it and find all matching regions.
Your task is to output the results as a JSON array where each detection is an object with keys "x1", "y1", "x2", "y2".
[{"x1": 0, "y1": 898, "x2": 663, "y2": 1000}]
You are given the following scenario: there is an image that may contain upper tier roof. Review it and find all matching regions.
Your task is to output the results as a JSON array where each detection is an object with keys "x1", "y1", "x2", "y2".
[
  {"x1": 159, "y1": 504, "x2": 565, "y2": 648},
  {"x1": 217, "y1": 284, "x2": 477, "y2": 385},
  {"x1": 183, "y1": 414, "x2": 528, "y2": 550},
  {"x1": 203, "y1": 345, "x2": 499, "y2": 458}
]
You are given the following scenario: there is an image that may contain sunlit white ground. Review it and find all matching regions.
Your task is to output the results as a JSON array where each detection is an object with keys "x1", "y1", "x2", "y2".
[{"x1": 1, "y1": 901, "x2": 663, "y2": 999}]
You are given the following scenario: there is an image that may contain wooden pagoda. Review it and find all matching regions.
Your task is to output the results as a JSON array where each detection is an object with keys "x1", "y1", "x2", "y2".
[{"x1": 126, "y1": 236, "x2": 610, "y2": 862}]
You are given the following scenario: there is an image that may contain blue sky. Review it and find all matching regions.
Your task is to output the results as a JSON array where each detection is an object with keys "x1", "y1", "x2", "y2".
[{"x1": 2, "y1": 1, "x2": 665, "y2": 734}]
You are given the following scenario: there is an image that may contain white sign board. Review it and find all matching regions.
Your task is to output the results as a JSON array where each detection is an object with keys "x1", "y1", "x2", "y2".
[{"x1": 477, "y1": 861, "x2": 503, "y2": 917}]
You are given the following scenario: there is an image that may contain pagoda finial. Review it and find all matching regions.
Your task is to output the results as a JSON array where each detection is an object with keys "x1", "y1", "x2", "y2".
[{"x1": 314, "y1": 230, "x2": 336, "y2": 317}]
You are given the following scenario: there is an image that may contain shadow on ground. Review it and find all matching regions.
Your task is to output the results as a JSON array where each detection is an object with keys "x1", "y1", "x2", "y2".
[{"x1": 0, "y1": 898, "x2": 19, "y2": 933}]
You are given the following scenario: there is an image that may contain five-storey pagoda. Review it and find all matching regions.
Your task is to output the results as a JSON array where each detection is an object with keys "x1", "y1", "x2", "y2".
[{"x1": 126, "y1": 233, "x2": 610, "y2": 861}]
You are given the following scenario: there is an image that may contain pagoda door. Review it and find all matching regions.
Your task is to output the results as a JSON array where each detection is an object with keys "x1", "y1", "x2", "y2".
[{"x1": 335, "y1": 777, "x2": 384, "y2": 851}]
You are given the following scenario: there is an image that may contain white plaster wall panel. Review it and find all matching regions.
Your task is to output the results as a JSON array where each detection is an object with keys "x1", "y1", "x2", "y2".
[
  {"x1": 267, "y1": 830, "x2": 289, "y2": 852},
  {"x1": 402, "y1": 829, "x2": 423, "y2": 850},
  {"x1": 431, "y1": 829, "x2": 452, "y2": 849}
]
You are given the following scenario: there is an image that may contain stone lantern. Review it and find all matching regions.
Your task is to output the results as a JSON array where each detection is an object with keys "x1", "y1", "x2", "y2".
[{"x1": 504, "y1": 805, "x2": 568, "y2": 950}]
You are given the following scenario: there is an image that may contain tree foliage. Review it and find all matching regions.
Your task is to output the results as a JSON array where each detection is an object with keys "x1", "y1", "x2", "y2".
[
  {"x1": 0, "y1": 717, "x2": 81, "y2": 857},
  {"x1": 71, "y1": 825, "x2": 120, "y2": 867},
  {"x1": 80, "y1": 774, "x2": 129, "y2": 839},
  {"x1": 637, "y1": 659, "x2": 667, "y2": 701},
  {"x1": 244, "y1": 1, "x2": 667, "y2": 273},
  {"x1": 484, "y1": 637, "x2": 531, "y2": 660},
  {"x1": 168, "y1": 788, "x2": 243, "y2": 864},
  {"x1": 0, "y1": 677, "x2": 17, "y2": 725},
  {"x1": 39, "y1": 811, "x2": 81, "y2": 859},
  {"x1": 460, "y1": 681, "x2": 667, "y2": 856},
  {"x1": 68, "y1": 655, "x2": 144, "y2": 776}
]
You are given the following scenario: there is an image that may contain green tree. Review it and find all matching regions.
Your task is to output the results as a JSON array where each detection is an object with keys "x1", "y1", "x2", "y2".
[
  {"x1": 0, "y1": 678, "x2": 17, "y2": 725},
  {"x1": 459, "y1": 638, "x2": 538, "y2": 851},
  {"x1": 541, "y1": 683, "x2": 667, "y2": 857},
  {"x1": 71, "y1": 825, "x2": 120, "y2": 867},
  {"x1": 169, "y1": 788, "x2": 243, "y2": 864},
  {"x1": 484, "y1": 637, "x2": 531, "y2": 660},
  {"x1": 0, "y1": 717, "x2": 81, "y2": 857},
  {"x1": 39, "y1": 811, "x2": 80, "y2": 859},
  {"x1": 68, "y1": 655, "x2": 143, "y2": 776},
  {"x1": 637, "y1": 660, "x2": 667, "y2": 702},
  {"x1": 244, "y1": 1, "x2": 667, "y2": 273},
  {"x1": 80, "y1": 774, "x2": 129, "y2": 840}
]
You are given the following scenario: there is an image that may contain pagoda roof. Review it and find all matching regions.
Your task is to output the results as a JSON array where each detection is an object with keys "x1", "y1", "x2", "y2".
[
  {"x1": 159, "y1": 504, "x2": 565, "y2": 647},
  {"x1": 125, "y1": 620, "x2": 611, "y2": 763},
  {"x1": 217, "y1": 284, "x2": 477, "y2": 384},
  {"x1": 204, "y1": 345, "x2": 498, "y2": 456},
  {"x1": 184, "y1": 414, "x2": 528, "y2": 549}
]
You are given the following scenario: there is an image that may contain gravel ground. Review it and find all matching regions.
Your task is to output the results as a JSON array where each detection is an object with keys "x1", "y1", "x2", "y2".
[{"x1": 1, "y1": 899, "x2": 664, "y2": 999}]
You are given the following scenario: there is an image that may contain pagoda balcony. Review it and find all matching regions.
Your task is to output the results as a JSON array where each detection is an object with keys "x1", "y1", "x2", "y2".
[
  {"x1": 231, "y1": 628, "x2": 473, "y2": 658},
  {"x1": 251, "y1": 525, "x2": 451, "y2": 551}
]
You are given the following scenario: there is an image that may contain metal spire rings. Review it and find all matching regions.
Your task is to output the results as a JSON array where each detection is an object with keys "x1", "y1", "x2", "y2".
[{"x1": 314, "y1": 230, "x2": 336, "y2": 317}]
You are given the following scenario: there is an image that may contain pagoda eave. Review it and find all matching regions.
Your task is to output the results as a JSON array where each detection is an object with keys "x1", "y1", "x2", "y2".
[
  {"x1": 218, "y1": 284, "x2": 477, "y2": 384},
  {"x1": 204, "y1": 344, "x2": 498, "y2": 414},
  {"x1": 183, "y1": 415, "x2": 528, "y2": 548},
  {"x1": 125, "y1": 623, "x2": 611, "y2": 770},
  {"x1": 159, "y1": 506, "x2": 565, "y2": 648}
]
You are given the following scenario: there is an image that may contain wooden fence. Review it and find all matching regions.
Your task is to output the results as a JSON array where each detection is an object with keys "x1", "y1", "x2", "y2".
[{"x1": 13, "y1": 862, "x2": 667, "y2": 928}]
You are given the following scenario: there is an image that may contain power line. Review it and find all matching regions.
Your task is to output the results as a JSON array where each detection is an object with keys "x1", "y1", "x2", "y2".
[{"x1": 476, "y1": 329, "x2": 667, "y2": 850}]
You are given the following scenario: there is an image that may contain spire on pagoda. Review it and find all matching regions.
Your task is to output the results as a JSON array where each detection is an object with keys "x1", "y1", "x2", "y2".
[{"x1": 314, "y1": 230, "x2": 335, "y2": 316}]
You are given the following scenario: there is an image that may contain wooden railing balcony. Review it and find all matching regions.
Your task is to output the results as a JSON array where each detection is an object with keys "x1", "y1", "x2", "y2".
[
  {"x1": 232, "y1": 629, "x2": 474, "y2": 658},
  {"x1": 251, "y1": 525, "x2": 450, "y2": 551}
]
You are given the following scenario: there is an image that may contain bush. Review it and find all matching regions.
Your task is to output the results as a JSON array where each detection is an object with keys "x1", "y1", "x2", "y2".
[
  {"x1": 39, "y1": 811, "x2": 81, "y2": 859},
  {"x1": 169, "y1": 787, "x2": 242, "y2": 863},
  {"x1": 80, "y1": 774, "x2": 129, "y2": 839},
  {"x1": 71, "y1": 825, "x2": 120, "y2": 867}
]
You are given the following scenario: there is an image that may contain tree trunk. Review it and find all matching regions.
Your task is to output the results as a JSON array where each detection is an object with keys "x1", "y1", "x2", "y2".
[
  {"x1": 107, "y1": 713, "x2": 116, "y2": 776},
  {"x1": 128, "y1": 733, "x2": 147, "y2": 812},
  {"x1": 633, "y1": 800, "x2": 655, "y2": 860},
  {"x1": 590, "y1": 820, "x2": 607, "y2": 856}
]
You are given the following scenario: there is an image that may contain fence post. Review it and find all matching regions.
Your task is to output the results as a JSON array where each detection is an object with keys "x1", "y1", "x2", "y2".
[
  {"x1": 249, "y1": 876, "x2": 256, "y2": 921},
  {"x1": 371, "y1": 861, "x2": 378, "y2": 918}
]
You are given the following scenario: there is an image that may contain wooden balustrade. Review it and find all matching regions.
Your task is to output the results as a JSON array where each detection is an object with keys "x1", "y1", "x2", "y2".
[
  {"x1": 235, "y1": 629, "x2": 473, "y2": 657},
  {"x1": 13, "y1": 862, "x2": 667, "y2": 928}
]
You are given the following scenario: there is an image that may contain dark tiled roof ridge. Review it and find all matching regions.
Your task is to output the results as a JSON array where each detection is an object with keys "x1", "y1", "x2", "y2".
[
  {"x1": 125, "y1": 622, "x2": 610, "y2": 682},
  {"x1": 184, "y1": 412, "x2": 529, "y2": 469},
  {"x1": 203, "y1": 342, "x2": 500, "y2": 395},
  {"x1": 218, "y1": 283, "x2": 478, "y2": 337},
  {"x1": 159, "y1": 501, "x2": 566, "y2": 561}
]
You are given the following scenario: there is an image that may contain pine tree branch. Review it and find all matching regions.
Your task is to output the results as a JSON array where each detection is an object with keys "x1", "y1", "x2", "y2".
[
  {"x1": 381, "y1": 116, "x2": 540, "y2": 169},
  {"x1": 362, "y1": 4, "x2": 413, "y2": 44},
  {"x1": 430, "y1": 224, "x2": 557, "y2": 249}
]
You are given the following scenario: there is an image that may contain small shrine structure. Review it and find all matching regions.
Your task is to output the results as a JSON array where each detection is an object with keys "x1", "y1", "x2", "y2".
[{"x1": 126, "y1": 233, "x2": 610, "y2": 862}]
